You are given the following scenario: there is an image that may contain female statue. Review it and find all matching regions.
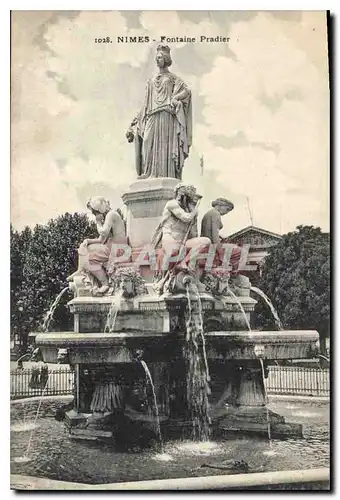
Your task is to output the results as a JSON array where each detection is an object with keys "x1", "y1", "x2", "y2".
[
  {"x1": 67, "y1": 197, "x2": 127, "y2": 295},
  {"x1": 126, "y1": 44, "x2": 192, "y2": 180}
]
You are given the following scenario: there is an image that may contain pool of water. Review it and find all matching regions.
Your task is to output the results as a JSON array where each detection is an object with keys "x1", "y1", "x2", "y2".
[{"x1": 10, "y1": 398, "x2": 329, "y2": 485}]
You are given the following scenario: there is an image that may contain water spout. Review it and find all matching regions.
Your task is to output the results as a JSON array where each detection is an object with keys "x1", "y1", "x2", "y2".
[
  {"x1": 250, "y1": 286, "x2": 284, "y2": 331},
  {"x1": 259, "y1": 358, "x2": 272, "y2": 443},
  {"x1": 14, "y1": 371, "x2": 52, "y2": 463},
  {"x1": 226, "y1": 288, "x2": 272, "y2": 445},
  {"x1": 184, "y1": 284, "x2": 211, "y2": 442},
  {"x1": 194, "y1": 287, "x2": 210, "y2": 383},
  {"x1": 317, "y1": 354, "x2": 330, "y2": 363},
  {"x1": 227, "y1": 288, "x2": 251, "y2": 331},
  {"x1": 140, "y1": 360, "x2": 164, "y2": 452},
  {"x1": 42, "y1": 287, "x2": 70, "y2": 332},
  {"x1": 104, "y1": 291, "x2": 122, "y2": 333},
  {"x1": 11, "y1": 404, "x2": 37, "y2": 433},
  {"x1": 16, "y1": 352, "x2": 32, "y2": 368}
]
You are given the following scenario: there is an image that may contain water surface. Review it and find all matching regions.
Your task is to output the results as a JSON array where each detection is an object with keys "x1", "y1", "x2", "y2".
[{"x1": 11, "y1": 398, "x2": 329, "y2": 485}]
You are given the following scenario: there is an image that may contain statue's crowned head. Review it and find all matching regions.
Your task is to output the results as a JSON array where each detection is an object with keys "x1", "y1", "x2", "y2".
[{"x1": 156, "y1": 44, "x2": 172, "y2": 67}]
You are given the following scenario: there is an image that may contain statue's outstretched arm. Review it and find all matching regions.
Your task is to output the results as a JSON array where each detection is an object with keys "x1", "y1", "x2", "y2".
[
  {"x1": 130, "y1": 114, "x2": 140, "y2": 127},
  {"x1": 126, "y1": 109, "x2": 143, "y2": 142},
  {"x1": 128, "y1": 81, "x2": 148, "y2": 132}
]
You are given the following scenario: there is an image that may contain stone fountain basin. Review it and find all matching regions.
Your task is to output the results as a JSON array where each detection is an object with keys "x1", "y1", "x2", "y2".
[{"x1": 35, "y1": 330, "x2": 319, "y2": 365}]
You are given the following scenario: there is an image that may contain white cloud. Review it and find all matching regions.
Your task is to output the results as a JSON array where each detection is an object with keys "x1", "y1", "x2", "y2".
[
  {"x1": 11, "y1": 151, "x2": 83, "y2": 228},
  {"x1": 11, "y1": 11, "x2": 329, "y2": 235},
  {"x1": 196, "y1": 12, "x2": 329, "y2": 234}
]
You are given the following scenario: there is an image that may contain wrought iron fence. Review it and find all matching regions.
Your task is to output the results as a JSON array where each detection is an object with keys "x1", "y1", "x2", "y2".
[
  {"x1": 10, "y1": 364, "x2": 330, "y2": 400},
  {"x1": 266, "y1": 365, "x2": 330, "y2": 397},
  {"x1": 10, "y1": 366, "x2": 74, "y2": 400}
]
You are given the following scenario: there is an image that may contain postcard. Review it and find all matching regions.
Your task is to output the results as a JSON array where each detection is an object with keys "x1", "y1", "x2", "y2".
[{"x1": 10, "y1": 10, "x2": 330, "y2": 491}]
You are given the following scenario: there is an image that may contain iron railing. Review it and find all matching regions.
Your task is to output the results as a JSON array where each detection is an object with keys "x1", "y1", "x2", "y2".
[
  {"x1": 10, "y1": 367, "x2": 74, "y2": 400},
  {"x1": 266, "y1": 365, "x2": 330, "y2": 397},
  {"x1": 10, "y1": 365, "x2": 330, "y2": 400}
]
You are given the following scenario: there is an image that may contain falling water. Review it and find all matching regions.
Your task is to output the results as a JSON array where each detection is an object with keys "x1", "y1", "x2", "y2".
[
  {"x1": 11, "y1": 403, "x2": 38, "y2": 433},
  {"x1": 140, "y1": 360, "x2": 164, "y2": 452},
  {"x1": 13, "y1": 372, "x2": 52, "y2": 463},
  {"x1": 195, "y1": 288, "x2": 210, "y2": 383},
  {"x1": 227, "y1": 288, "x2": 251, "y2": 332},
  {"x1": 226, "y1": 286, "x2": 272, "y2": 445},
  {"x1": 184, "y1": 284, "x2": 211, "y2": 441},
  {"x1": 250, "y1": 286, "x2": 284, "y2": 331},
  {"x1": 42, "y1": 287, "x2": 70, "y2": 332},
  {"x1": 318, "y1": 354, "x2": 330, "y2": 363},
  {"x1": 104, "y1": 291, "x2": 122, "y2": 333},
  {"x1": 11, "y1": 422, "x2": 37, "y2": 433},
  {"x1": 259, "y1": 358, "x2": 272, "y2": 445}
]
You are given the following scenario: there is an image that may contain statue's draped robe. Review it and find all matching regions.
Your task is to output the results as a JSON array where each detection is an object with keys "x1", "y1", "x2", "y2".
[{"x1": 135, "y1": 72, "x2": 192, "y2": 179}]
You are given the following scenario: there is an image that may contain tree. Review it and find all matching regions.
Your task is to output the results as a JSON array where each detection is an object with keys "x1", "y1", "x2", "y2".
[
  {"x1": 12, "y1": 213, "x2": 97, "y2": 345},
  {"x1": 10, "y1": 225, "x2": 32, "y2": 343},
  {"x1": 254, "y1": 225, "x2": 330, "y2": 355}
]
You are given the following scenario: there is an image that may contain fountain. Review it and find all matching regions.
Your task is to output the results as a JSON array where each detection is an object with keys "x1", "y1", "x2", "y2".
[
  {"x1": 33, "y1": 225, "x2": 319, "y2": 444},
  {"x1": 32, "y1": 44, "x2": 320, "y2": 450}
]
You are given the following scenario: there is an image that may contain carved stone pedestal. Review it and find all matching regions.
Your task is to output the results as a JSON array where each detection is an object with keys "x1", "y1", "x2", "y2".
[
  {"x1": 122, "y1": 177, "x2": 178, "y2": 248},
  {"x1": 65, "y1": 410, "x2": 114, "y2": 441},
  {"x1": 211, "y1": 361, "x2": 303, "y2": 439},
  {"x1": 213, "y1": 405, "x2": 302, "y2": 439}
]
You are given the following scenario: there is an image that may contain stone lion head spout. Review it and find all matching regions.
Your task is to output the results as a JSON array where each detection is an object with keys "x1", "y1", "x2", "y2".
[
  {"x1": 111, "y1": 266, "x2": 148, "y2": 299},
  {"x1": 57, "y1": 348, "x2": 69, "y2": 364}
]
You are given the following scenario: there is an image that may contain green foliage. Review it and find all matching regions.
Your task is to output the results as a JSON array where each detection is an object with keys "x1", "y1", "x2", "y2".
[
  {"x1": 11, "y1": 213, "x2": 97, "y2": 343},
  {"x1": 254, "y1": 225, "x2": 330, "y2": 344}
]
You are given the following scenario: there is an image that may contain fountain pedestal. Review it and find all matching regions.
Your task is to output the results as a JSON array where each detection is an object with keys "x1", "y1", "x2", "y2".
[
  {"x1": 122, "y1": 178, "x2": 178, "y2": 248},
  {"x1": 206, "y1": 331, "x2": 318, "y2": 438},
  {"x1": 210, "y1": 361, "x2": 302, "y2": 438}
]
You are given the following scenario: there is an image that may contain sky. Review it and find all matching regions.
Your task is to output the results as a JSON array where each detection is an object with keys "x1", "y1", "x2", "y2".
[{"x1": 10, "y1": 10, "x2": 330, "y2": 237}]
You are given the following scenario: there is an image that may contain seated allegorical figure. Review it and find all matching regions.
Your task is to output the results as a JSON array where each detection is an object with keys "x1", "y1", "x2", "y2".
[
  {"x1": 201, "y1": 197, "x2": 234, "y2": 244},
  {"x1": 67, "y1": 196, "x2": 127, "y2": 295},
  {"x1": 151, "y1": 183, "x2": 211, "y2": 271},
  {"x1": 201, "y1": 197, "x2": 242, "y2": 276}
]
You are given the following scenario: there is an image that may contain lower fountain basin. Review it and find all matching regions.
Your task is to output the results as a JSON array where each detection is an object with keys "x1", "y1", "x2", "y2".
[{"x1": 10, "y1": 397, "x2": 330, "y2": 488}]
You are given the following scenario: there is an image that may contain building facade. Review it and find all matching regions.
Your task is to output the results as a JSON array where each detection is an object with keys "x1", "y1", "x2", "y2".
[{"x1": 226, "y1": 225, "x2": 282, "y2": 282}]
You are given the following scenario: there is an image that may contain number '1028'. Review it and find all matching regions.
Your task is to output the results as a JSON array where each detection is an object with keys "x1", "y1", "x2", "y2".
[{"x1": 95, "y1": 37, "x2": 111, "y2": 43}]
